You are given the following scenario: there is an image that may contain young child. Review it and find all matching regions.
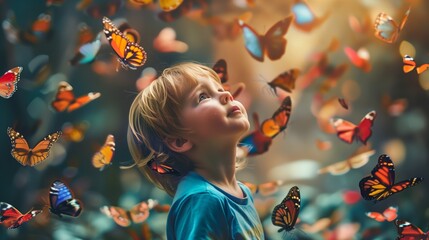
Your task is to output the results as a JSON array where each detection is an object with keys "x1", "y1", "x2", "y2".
[{"x1": 128, "y1": 62, "x2": 264, "y2": 239}]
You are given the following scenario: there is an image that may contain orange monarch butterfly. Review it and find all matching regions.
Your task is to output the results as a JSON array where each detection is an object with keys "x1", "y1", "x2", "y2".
[
  {"x1": 51, "y1": 81, "x2": 101, "y2": 112},
  {"x1": 267, "y1": 68, "x2": 300, "y2": 95},
  {"x1": 359, "y1": 154, "x2": 423, "y2": 202},
  {"x1": 403, "y1": 55, "x2": 429, "y2": 74},
  {"x1": 272, "y1": 186, "x2": 300, "y2": 232},
  {"x1": 331, "y1": 110, "x2": 376, "y2": 144},
  {"x1": 102, "y1": 17, "x2": 147, "y2": 70},
  {"x1": 0, "y1": 67, "x2": 22, "y2": 99},
  {"x1": 100, "y1": 199, "x2": 170, "y2": 227},
  {"x1": 374, "y1": 8, "x2": 410, "y2": 44},
  {"x1": 0, "y1": 202, "x2": 42, "y2": 229},
  {"x1": 395, "y1": 219, "x2": 429, "y2": 239},
  {"x1": 92, "y1": 134, "x2": 115, "y2": 171},
  {"x1": 7, "y1": 127, "x2": 62, "y2": 166},
  {"x1": 147, "y1": 158, "x2": 180, "y2": 176}
]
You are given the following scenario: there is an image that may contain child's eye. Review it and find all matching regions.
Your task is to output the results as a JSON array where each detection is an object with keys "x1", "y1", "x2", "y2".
[{"x1": 198, "y1": 93, "x2": 209, "y2": 102}]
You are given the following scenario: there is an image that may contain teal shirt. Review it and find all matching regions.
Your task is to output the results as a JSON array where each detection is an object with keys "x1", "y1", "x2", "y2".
[{"x1": 166, "y1": 172, "x2": 264, "y2": 240}]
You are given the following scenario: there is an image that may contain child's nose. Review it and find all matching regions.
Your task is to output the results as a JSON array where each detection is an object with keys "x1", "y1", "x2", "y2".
[{"x1": 220, "y1": 91, "x2": 234, "y2": 104}]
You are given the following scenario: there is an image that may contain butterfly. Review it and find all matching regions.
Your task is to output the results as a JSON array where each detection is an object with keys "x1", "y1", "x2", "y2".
[
  {"x1": 61, "y1": 121, "x2": 89, "y2": 142},
  {"x1": 136, "y1": 67, "x2": 157, "y2": 91},
  {"x1": 318, "y1": 149, "x2": 375, "y2": 175},
  {"x1": 266, "y1": 68, "x2": 300, "y2": 95},
  {"x1": 272, "y1": 186, "x2": 301, "y2": 232},
  {"x1": 206, "y1": 11, "x2": 253, "y2": 41},
  {"x1": 102, "y1": 17, "x2": 147, "y2": 70},
  {"x1": 157, "y1": 0, "x2": 206, "y2": 22},
  {"x1": 51, "y1": 81, "x2": 101, "y2": 112},
  {"x1": 49, "y1": 180, "x2": 82, "y2": 217},
  {"x1": 238, "y1": 15, "x2": 293, "y2": 62},
  {"x1": 291, "y1": 0, "x2": 329, "y2": 32},
  {"x1": 100, "y1": 199, "x2": 169, "y2": 227},
  {"x1": 366, "y1": 206, "x2": 398, "y2": 222},
  {"x1": 0, "y1": 202, "x2": 42, "y2": 229},
  {"x1": 0, "y1": 66, "x2": 22, "y2": 99},
  {"x1": 212, "y1": 59, "x2": 245, "y2": 99},
  {"x1": 374, "y1": 8, "x2": 410, "y2": 43},
  {"x1": 92, "y1": 134, "x2": 115, "y2": 171},
  {"x1": 241, "y1": 180, "x2": 286, "y2": 196},
  {"x1": 7, "y1": 127, "x2": 62, "y2": 166},
  {"x1": 153, "y1": 27, "x2": 188, "y2": 53},
  {"x1": 147, "y1": 158, "x2": 180, "y2": 176},
  {"x1": 381, "y1": 95, "x2": 408, "y2": 117},
  {"x1": 344, "y1": 47, "x2": 371, "y2": 72},
  {"x1": 359, "y1": 154, "x2": 423, "y2": 202},
  {"x1": 70, "y1": 39, "x2": 101, "y2": 65},
  {"x1": 403, "y1": 55, "x2": 429, "y2": 74},
  {"x1": 331, "y1": 110, "x2": 376, "y2": 144},
  {"x1": 240, "y1": 96, "x2": 291, "y2": 156},
  {"x1": 338, "y1": 98, "x2": 349, "y2": 110},
  {"x1": 129, "y1": 0, "x2": 184, "y2": 12},
  {"x1": 395, "y1": 219, "x2": 429, "y2": 240}
]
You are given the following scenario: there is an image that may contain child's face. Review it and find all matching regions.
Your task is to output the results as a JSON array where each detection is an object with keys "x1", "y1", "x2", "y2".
[{"x1": 180, "y1": 76, "x2": 249, "y2": 142}]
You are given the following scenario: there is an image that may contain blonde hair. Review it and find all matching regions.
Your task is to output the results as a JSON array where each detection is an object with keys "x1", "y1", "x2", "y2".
[{"x1": 128, "y1": 62, "x2": 246, "y2": 196}]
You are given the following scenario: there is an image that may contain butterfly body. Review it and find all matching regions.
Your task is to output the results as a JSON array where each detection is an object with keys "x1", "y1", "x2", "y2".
[
  {"x1": 239, "y1": 16, "x2": 293, "y2": 62},
  {"x1": 103, "y1": 17, "x2": 147, "y2": 70},
  {"x1": 49, "y1": 180, "x2": 82, "y2": 217},
  {"x1": 8, "y1": 127, "x2": 62, "y2": 166},
  {"x1": 0, "y1": 67, "x2": 22, "y2": 99},
  {"x1": 0, "y1": 202, "x2": 42, "y2": 229},
  {"x1": 272, "y1": 186, "x2": 300, "y2": 232},
  {"x1": 359, "y1": 154, "x2": 423, "y2": 202}
]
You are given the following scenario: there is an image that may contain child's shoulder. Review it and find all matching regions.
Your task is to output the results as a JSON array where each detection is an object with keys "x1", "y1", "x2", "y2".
[{"x1": 174, "y1": 171, "x2": 221, "y2": 201}]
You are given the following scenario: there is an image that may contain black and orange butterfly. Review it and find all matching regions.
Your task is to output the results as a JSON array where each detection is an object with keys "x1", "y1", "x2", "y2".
[
  {"x1": 0, "y1": 66, "x2": 22, "y2": 99},
  {"x1": 359, "y1": 154, "x2": 423, "y2": 202},
  {"x1": 49, "y1": 180, "x2": 82, "y2": 217},
  {"x1": 7, "y1": 127, "x2": 62, "y2": 166},
  {"x1": 51, "y1": 81, "x2": 101, "y2": 112},
  {"x1": 92, "y1": 134, "x2": 115, "y2": 171},
  {"x1": 147, "y1": 158, "x2": 180, "y2": 176},
  {"x1": 331, "y1": 110, "x2": 376, "y2": 144},
  {"x1": 267, "y1": 68, "x2": 300, "y2": 95},
  {"x1": 272, "y1": 186, "x2": 301, "y2": 232},
  {"x1": 102, "y1": 17, "x2": 147, "y2": 70},
  {"x1": 395, "y1": 219, "x2": 429, "y2": 240},
  {"x1": 100, "y1": 199, "x2": 170, "y2": 227},
  {"x1": 238, "y1": 16, "x2": 294, "y2": 62},
  {"x1": 239, "y1": 96, "x2": 291, "y2": 156},
  {"x1": 403, "y1": 55, "x2": 429, "y2": 74},
  {"x1": 0, "y1": 202, "x2": 42, "y2": 229}
]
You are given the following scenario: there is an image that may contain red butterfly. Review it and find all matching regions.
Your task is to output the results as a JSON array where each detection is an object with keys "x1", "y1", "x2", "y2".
[
  {"x1": 51, "y1": 81, "x2": 101, "y2": 112},
  {"x1": 331, "y1": 110, "x2": 376, "y2": 144},
  {"x1": 0, "y1": 67, "x2": 22, "y2": 99},
  {"x1": 147, "y1": 158, "x2": 180, "y2": 176},
  {"x1": 395, "y1": 219, "x2": 429, "y2": 240},
  {"x1": 272, "y1": 186, "x2": 300, "y2": 232},
  {"x1": 359, "y1": 154, "x2": 423, "y2": 202},
  {"x1": 0, "y1": 202, "x2": 42, "y2": 229},
  {"x1": 366, "y1": 206, "x2": 398, "y2": 222}
]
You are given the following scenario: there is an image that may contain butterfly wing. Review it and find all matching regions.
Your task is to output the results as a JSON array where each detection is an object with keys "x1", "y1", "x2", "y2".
[
  {"x1": 417, "y1": 64, "x2": 429, "y2": 74},
  {"x1": 51, "y1": 81, "x2": 75, "y2": 112},
  {"x1": 0, "y1": 202, "x2": 42, "y2": 229},
  {"x1": 212, "y1": 59, "x2": 228, "y2": 84},
  {"x1": 318, "y1": 160, "x2": 351, "y2": 175},
  {"x1": 238, "y1": 20, "x2": 265, "y2": 61},
  {"x1": 374, "y1": 12, "x2": 401, "y2": 43},
  {"x1": 331, "y1": 119, "x2": 357, "y2": 144},
  {"x1": 49, "y1": 180, "x2": 82, "y2": 217},
  {"x1": 70, "y1": 39, "x2": 101, "y2": 65},
  {"x1": 366, "y1": 212, "x2": 387, "y2": 222},
  {"x1": 271, "y1": 186, "x2": 300, "y2": 232},
  {"x1": 348, "y1": 150, "x2": 375, "y2": 169},
  {"x1": 264, "y1": 16, "x2": 293, "y2": 61},
  {"x1": 27, "y1": 131, "x2": 62, "y2": 166},
  {"x1": 357, "y1": 111, "x2": 376, "y2": 144},
  {"x1": 403, "y1": 55, "x2": 416, "y2": 73},
  {"x1": 92, "y1": 134, "x2": 115, "y2": 171},
  {"x1": 67, "y1": 91, "x2": 101, "y2": 112},
  {"x1": 130, "y1": 201, "x2": 150, "y2": 224},
  {"x1": 395, "y1": 220, "x2": 428, "y2": 239},
  {"x1": 100, "y1": 206, "x2": 131, "y2": 227},
  {"x1": 241, "y1": 181, "x2": 258, "y2": 195},
  {"x1": 102, "y1": 17, "x2": 147, "y2": 70},
  {"x1": 291, "y1": 0, "x2": 328, "y2": 32},
  {"x1": 0, "y1": 67, "x2": 22, "y2": 99},
  {"x1": 159, "y1": 0, "x2": 184, "y2": 12},
  {"x1": 268, "y1": 69, "x2": 300, "y2": 94},
  {"x1": 7, "y1": 127, "x2": 31, "y2": 166},
  {"x1": 147, "y1": 159, "x2": 180, "y2": 175},
  {"x1": 382, "y1": 206, "x2": 398, "y2": 222},
  {"x1": 261, "y1": 96, "x2": 292, "y2": 138}
]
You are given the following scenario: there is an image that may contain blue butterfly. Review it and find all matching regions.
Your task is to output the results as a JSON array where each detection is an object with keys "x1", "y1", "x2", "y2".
[
  {"x1": 49, "y1": 180, "x2": 82, "y2": 217},
  {"x1": 374, "y1": 8, "x2": 410, "y2": 43},
  {"x1": 291, "y1": 0, "x2": 329, "y2": 32},
  {"x1": 70, "y1": 39, "x2": 101, "y2": 65},
  {"x1": 238, "y1": 16, "x2": 293, "y2": 62}
]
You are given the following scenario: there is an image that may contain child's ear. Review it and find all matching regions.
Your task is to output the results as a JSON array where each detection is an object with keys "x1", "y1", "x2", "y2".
[{"x1": 164, "y1": 137, "x2": 193, "y2": 153}]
